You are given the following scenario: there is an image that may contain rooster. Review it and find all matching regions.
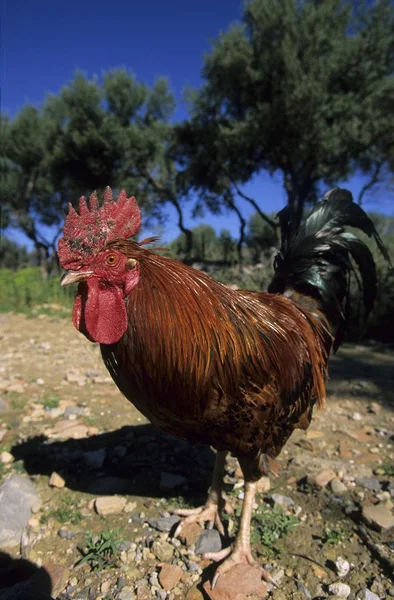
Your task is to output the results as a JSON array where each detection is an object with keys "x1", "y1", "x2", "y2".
[{"x1": 58, "y1": 187, "x2": 391, "y2": 587}]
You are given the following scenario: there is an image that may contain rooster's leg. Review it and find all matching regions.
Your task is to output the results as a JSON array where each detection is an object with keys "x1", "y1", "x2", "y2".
[
  {"x1": 174, "y1": 450, "x2": 230, "y2": 537},
  {"x1": 204, "y1": 480, "x2": 276, "y2": 588}
]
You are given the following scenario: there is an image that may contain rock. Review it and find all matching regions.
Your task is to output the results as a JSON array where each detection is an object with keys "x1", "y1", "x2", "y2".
[
  {"x1": 58, "y1": 528, "x2": 77, "y2": 539},
  {"x1": 305, "y1": 430, "x2": 324, "y2": 439},
  {"x1": 65, "y1": 370, "x2": 87, "y2": 385},
  {"x1": 151, "y1": 540, "x2": 175, "y2": 562},
  {"x1": 351, "y1": 412, "x2": 362, "y2": 421},
  {"x1": 179, "y1": 522, "x2": 202, "y2": 546},
  {"x1": 158, "y1": 564, "x2": 183, "y2": 591},
  {"x1": 159, "y1": 471, "x2": 187, "y2": 490},
  {"x1": 148, "y1": 514, "x2": 180, "y2": 532},
  {"x1": 84, "y1": 448, "x2": 106, "y2": 469},
  {"x1": 328, "y1": 583, "x2": 351, "y2": 598},
  {"x1": 0, "y1": 429, "x2": 7, "y2": 442},
  {"x1": 0, "y1": 451, "x2": 14, "y2": 464},
  {"x1": 124, "y1": 501, "x2": 138, "y2": 514},
  {"x1": 32, "y1": 562, "x2": 70, "y2": 598},
  {"x1": 256, "y1": 476, "x2": 271, "y2": 493},
  {"x1": 357, "y1": 590, "x2": 380, "y2": 600},
  {"x1": 368, "y1": 402, "x2": 382, "y2": 415},
  {"x1": 297, "y1": 581, "x2": 312, "y2": 599},
  {"x1": 331, "y1": 479, "x2": 348, "y2": 495},
  {"x1": 271, "y1": 493, "x2": 294, "y2": 509},
  {"x1": 118, "y1": 588, "x2": 136, "y2": 600},
  {"x1": 335, "y1": 557, "x2": 351, "y2": 577},
  {"x1": 356, "y1": 478, "x2": 382, "y2": 492},
  {"x1": 46, "y1": 420, "x2": 92, "y2": 440},
  {"x1": 0, "y1": 475, "x2": 41, "y2": 547},
  {"x1": 203, "y1": 564, "x2": 268, "y2": 599},
  {"x1": 362, "y1": 503, "x2": 394, "y2": 531},
  {"x1": 95, "y1": 496, "x2": 127, "y2": 516},
  {"x1": 308, "y1": 469, "x2": 337, "y2": 488},
  {"x1": 49, "y1": 472, "x2": 65, "y2": 488},
  {"x1": 195, "y1": 529, "x2": 222, "y2": 555}
]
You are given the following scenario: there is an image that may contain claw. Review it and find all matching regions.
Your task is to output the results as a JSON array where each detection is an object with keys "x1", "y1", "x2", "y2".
[
  {"x1": 212, "y1": 572, "x2": 220, "y2": 590},
  {"x1": 173, "y1": 502, "x2": 226, "y2": 538}
]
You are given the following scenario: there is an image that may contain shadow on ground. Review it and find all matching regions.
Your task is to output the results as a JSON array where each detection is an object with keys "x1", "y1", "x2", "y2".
[
  {"x1": 11, "y1": 425, "x2": 215, "y2": 501},
  {"x1": 0, "y1": 551, "x2": 54, "y2": 599}
]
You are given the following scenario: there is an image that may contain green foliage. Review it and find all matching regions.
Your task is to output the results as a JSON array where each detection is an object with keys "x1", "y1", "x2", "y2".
[
  {"x1": 76, "y1": 530, "x2": 124, "y2": 572},
  {"x1": 40, "y1": 495, "x2": 82, "y2": 525},
  {"x1": 180, "y1": 0, "x2": 394, "y2": 223},
  {"x1": 0, "y1": 238, "x2": 33, "y2": 270},
  {"x1": 252, "y1": 504, "x2": 298, "y2": 550},
  {"x1": 41, "y1": 393, "x2": 60, "y2": 409},
  {"x1": 322, "y1": 527, "x2": 346, "y2": 546}
]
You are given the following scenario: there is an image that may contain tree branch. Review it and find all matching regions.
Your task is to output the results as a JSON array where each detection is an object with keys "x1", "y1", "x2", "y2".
[
  {"x1": 357, "y1": 161, "x2": 383, "y2": 206},
  {"x1": 231, "y1": 180, "x2": 278, "y2": 231}
]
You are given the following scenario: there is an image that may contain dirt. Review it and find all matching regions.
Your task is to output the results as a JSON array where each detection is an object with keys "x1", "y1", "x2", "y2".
[{"x1": 0, "y1": 311, "x2": 393, "y2": 600}]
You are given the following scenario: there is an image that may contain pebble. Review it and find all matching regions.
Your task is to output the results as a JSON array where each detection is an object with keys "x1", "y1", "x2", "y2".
[
  {"x1": 256, "y1": 476, "x2": 271, "y2": 493},
  {"x1": 148, "y1": 515, "x2": 180, "y2": 532},
  {"x1": 0, "y1": 474, "x2": 41, "y2": 546},
  {"x1": 49, "y1": 471, "x2": 66, "y2": 488},
  {"x1": 357, "y1": 590, "x2": 380, "y2": 600},
  {"x1": 151, "y1": 540, "x2": 175, "y2": 562},
  {"x1": 352, "y1": 412, "x2": 362, "y2": 421},
  {"x1": 335, "y1": 557, "x2": 351, "y2": 577},
  {"x1": 0, "y1": 450, "x2": 14, "y2": 464},
  {"x1": 118, "y1": 588, "x2": 135, "y2": 600},
  {"x1": 195, "y1": 529, "x2": 222, "y2": 555},
  {"x1": 95, "y1": 495, "x2": 127, "y2": 516},
  {"x1": 124, "y1": 501, "x2": 138, "y2": 513},
  {"x1": 0, "y1": 397, "x2": 9, "y2": 413},
  {"x1": 308, "y1": 469, "x2": 337, "y2": 488},
  {"x1": 328, "y1": 582, "x2": 351, "y2": 598},
  {"x1": 271, "y1": 493, "x2": 294, "y2": 509},
  {"x1": 58, "y1": 528, "x2": 77, "y2": 539},
  {"x1": 297, "y1": 581, "x2": 312, "y2": 599},
  {"x1": 356, "y1": 478, "x2": 383, "y2": 492},
  {"x1": 331, "y1": 479, "x2": 348, "y2": 495},
  {"x1": 159, "y1": 563, "x2": 184, "y2": 591},
  {"x1": 362, "y1": 502, "x2": 394, "y2": 531}
]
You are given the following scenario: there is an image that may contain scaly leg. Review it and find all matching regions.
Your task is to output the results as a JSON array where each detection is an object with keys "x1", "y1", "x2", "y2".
[
  {"x1": 204, "y1": 480, "x2": 276, "y2": 588},
  {"x1": 174, "y1": 450, "x2": 230, "y2": 537}
]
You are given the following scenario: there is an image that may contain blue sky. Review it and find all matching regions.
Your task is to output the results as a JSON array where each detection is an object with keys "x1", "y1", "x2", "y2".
[{"x1": 2, "y1": 0, "x2": 393, "y2": 248}]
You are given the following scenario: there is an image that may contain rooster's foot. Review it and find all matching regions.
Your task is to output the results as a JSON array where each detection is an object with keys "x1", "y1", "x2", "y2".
[
  {"x1": 204, "y1": 545, "x2": 277, "y2": 589},
  {"x1": 173, "y1": 500, "x2": 232, "y2": 537}
]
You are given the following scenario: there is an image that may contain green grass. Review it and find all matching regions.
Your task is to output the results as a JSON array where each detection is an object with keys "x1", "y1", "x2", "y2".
[
  {"x1": 40, "y1": 495, "x2": 82, "y2": 525},
  {"x1": 0, "y1": 267, "x2": 75, "y2": 315},
  {"x1": 76, "y1": 529, "x2": 124, "y2": 572},
  {"x1": 41, "y1": 393, "x2": 60, "y2": 409},
  {"x1": 322, "y1": 527, "x2": 346, "y2": 546},
  {"x1": 375, "y1": 463, "x2": 394, "y2": 476},
  {"x1": 251, "y1": 504, "x2": 298, "y2": 549}
]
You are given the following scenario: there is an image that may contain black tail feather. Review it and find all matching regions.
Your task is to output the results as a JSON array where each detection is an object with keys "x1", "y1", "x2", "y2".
[{"x1": 268, "y1": 188, "x2": 392, "y2": 350}]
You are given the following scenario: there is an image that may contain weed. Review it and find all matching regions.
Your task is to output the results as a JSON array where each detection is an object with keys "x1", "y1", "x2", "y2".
[
  {"x1": 322, "y1": 527, "x2": 346, "y2": 545},
  {"x1": 253, "y1": 504, "x2": 298, "y2": 548},
  {"x1": 377, "y1": 463, "x2": 394, "y2": 476},
  {"x1": 42, "y1": 393, "x2": 60, "y2": 409},
  {"x1": 40, "y1": 495, "x2": 82, "y2": 525},
  {"x1": 76, "y1": 530, "x2": 124, "y2": 571}
]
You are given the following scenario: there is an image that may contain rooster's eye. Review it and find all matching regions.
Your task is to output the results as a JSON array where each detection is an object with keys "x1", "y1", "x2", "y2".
[{"x1": 106, "y1": 254, "x2": 119, "y2": 266}]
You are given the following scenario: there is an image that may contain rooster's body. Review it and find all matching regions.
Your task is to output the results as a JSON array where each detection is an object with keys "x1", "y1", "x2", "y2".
[{"x1": 58, "y1": 187, "x2": 391, "y2": 587}]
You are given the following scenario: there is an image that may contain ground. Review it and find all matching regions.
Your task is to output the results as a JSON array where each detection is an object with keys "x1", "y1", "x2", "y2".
[{"x1": 0, "y1": 311, "x2": 393, "y2": 600}]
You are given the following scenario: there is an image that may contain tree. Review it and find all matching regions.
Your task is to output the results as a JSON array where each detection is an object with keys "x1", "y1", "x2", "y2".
[{"x1": 179, "y1": 0, "x2": 394, "y2": 227}]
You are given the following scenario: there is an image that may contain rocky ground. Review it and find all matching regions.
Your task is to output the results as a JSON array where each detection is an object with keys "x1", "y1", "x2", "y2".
[{"x1": 0, "y1": 311, "x2": 393, "y2": 600}]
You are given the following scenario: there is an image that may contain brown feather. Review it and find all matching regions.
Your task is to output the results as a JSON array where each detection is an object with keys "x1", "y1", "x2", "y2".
[{"x1": 101, "y1": 241, "x2": 332, "y2": 480}]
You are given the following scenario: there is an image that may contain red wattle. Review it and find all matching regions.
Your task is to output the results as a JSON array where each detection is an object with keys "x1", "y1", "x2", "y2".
[{"x1": 72, "y1": 279, "x2": 128, "y2": 345}]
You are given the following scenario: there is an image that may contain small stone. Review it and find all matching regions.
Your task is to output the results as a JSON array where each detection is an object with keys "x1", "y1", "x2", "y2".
[
  {"x1": 84, "y1": 449, "x2": 106, "y2": 469},
  {"x1": 36, "y1": 378, "x2": 45, "y2": 385},
  {"x1": 352, "y1": 412, "x2": 362, "y2": 421},
  {"x1": 0, "y1": 474, "x2": 41, "y2": 547},
  {"x1": 362, "y1": 503, "x2": 394, "y2": 531},
  {"x1": 271, "y1": 494, "x2": 294, "y2": 509},
  {"x1": 357, "y1": 590, "x2": 380, "y2": 600},
  {"x1": 159, "y1": 563, "x2": 183, "y2": 591},
  {"x1": 331, "y1": 479, "x2": 348, "y2": 495},
  {"x1": 368, "y1": 402, "x2": 382, "y2": 414},
  {"x1": 256, "y1": 476, "x2": 271, "y2": 493},
  {"x1": 178, "y1": 522, "x2": 202, "y2": 546},
  {"x1": 95, "y1": 496, "x2": 127, "y2": 516},
  {"x1": 195, "y1": 529, "x2": 222, "y2": 555},
  {"x1": 0, "y1": 398, "x2": 9, "y2": 413},
  {"x1": 335, "y1": 557, "x2": 351, "y2": 577},
  {"x1": 308, "y1": 469, "x2": 337, "y2": 488},
  {"x1": 0, "y1": 451, "x2": 14, "y2": 464},
  {"x1": 297, "y1": 581, "x2": 312, "y2": 599},
  {"x1": 118, "y1": 588, "x2": 136, "y2": 600},
  {"x1": 356, "y1": 478, "x2": 382, "y2": 492},
  {"x1": 124, "y1": 501, "x2": 138, "y2": 514},
  {"x1": 147, "y1": 514, "x2": 179, "y2": 532},
  {"x1": 203, "y1": 564, "x2": 268, "y2": 599},
  {"x1": 328, "y1": 582, "x2": 351, "y2": 597},
  {"x1": 151, "y1": 540, "x2": 175, "y2": 562},
  {"x1": 58, "y1": 528, "x2": 77, "y2": 539},
  {"x1": 186, "y1": 586, "x2": 204, "y2": 600},
  {"x1": 159, "y1": 471, "x2": 187, "y2": 490},
  {"x1": 49, "y1": 472, "x2": 66, "y2": 488},
  {"x1": 0, "y1": 429, "x2": 7, "y2": 442},
  {"x1": 101, "y1": 579, "x2": 112, "y2": 594}
]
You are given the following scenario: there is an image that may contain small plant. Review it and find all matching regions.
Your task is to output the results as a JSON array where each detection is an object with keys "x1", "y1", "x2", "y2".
[
  {"x1": 377, "y1": 463, "x2": 394, "y2": 476},
  {"x1": 42, "y1": 393, "x2": 60, "y2": 409},
  {"x1": 76, "y1": 530, "x2": 124, "y2": 571},
  {"x1": 253, "y1": 505, "x2": 298, "y2": 549},
  {"x1": 322, "y1": 527, "x2": 346, "y2": 545},
  {"x1": 40, "y1": 495, "x2": 82, "y2": 525}
]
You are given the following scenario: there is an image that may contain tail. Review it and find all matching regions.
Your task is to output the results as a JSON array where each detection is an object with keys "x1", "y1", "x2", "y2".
[{"x1": 268, "y1": 188, "x2": 392, "y2": 350}]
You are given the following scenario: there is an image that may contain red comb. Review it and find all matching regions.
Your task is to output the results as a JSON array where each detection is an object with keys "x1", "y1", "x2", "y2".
[{"x1": 58, "y1": 187, "x2": 141, "y2": 269}]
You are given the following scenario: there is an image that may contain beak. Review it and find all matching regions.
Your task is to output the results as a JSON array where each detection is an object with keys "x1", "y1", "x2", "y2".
[{"x1": 60, "y1": 270, "x2": 93, "y2": 287}]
